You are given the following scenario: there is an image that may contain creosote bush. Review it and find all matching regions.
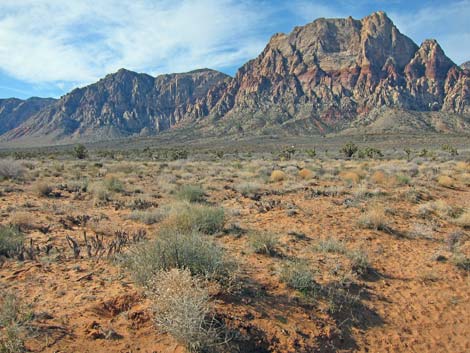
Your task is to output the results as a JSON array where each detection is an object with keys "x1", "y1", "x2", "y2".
[
  {"x1": 103, "y1": 175, "x2": 124, "y2": 193},
  {"x1": 176, "y1": 185, "x2": 206, "y2": 203},
  {"x1": 148, "y1": 269, "x2": 221, "y2": 353},
  {"x1": 124, "y1": 230, "x2": 234, "y2": 286}
]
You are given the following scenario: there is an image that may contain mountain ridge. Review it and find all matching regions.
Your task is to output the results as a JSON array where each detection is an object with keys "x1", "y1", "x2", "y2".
[{"x1": 1, "y1": 11, "x2": 469, "y2": 145}]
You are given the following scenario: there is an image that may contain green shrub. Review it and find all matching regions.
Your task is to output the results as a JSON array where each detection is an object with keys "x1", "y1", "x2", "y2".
[
  {"x1": 347, "y1": 249, "x2": 370, "y2": 275},
  {"x1": 124, "y1": 230, "x2": 234, "y2": 285},
  {"x1": 73, "y1": 144, "x2": 88, "y2": 159},
  {"x1": 340, "y1": 142, "x2": 358, "y2": 158},
  {"x1": 166, "y1": 203, "x2": 224, "y2": 235},
  {"x1": 0, "y1": 226, "x2": 24, "y2": 258},
  {"x1": 279, "y1": 260, "x2": 317, "y2": 295},
  {"x1": 176, "y1": 185, "x2": 205, "y2": 203}
]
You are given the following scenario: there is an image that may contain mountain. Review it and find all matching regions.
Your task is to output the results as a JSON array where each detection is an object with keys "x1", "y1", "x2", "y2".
[
  {"x1": 1, "y1": 11, "x2": 469, "y2": 145},
  {"x1": 461, "y1": 61, "x2": 470, "y2": 70},
  {"x1": 0, "y1": 97, "x2": 55, "y2": 135},
  {"x1": 1, "y1": 69, "x2": 229, "y2": 143}
]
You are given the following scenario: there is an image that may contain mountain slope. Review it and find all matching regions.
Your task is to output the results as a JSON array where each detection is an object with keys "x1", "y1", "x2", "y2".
[
  {"x1": 202, "y1": 12, "x2": 469, "y2": 134},
  {"x1": 2, "y1": 69, "x2": 229, "y2": 143},
  {"x1": 0, "y1": 97, "x2": 55, "y2": 135},
  {"x1": 1, "y1": 11, "x2": 469, "y2": 145}
]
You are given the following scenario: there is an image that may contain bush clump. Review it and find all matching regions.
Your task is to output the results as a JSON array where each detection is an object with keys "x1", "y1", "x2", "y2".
[
  {"x1": 165, "y1": 203, "x2": 225, "y2": 235},
  {"x1": 148, "y1": 268, "x2": 221, "y2": 353},
  {"x1": 124, "y1": 230, "x2": 234, "y2": 285},
  {"x1": 0, "y1": 160, "x2": 26, "y2": 181},
  {"x1": 358, "y1": 205, "x2": 388, "y2": 231},
  {"x1": 248, "y1": 231, "x2": 279, "y2": 255},
  {"x1": 270, "y1": 170, "x2": 286, "y2": 182},
  {"x1": 0, "y1": 226, "x2": 24, "y2": 258},
  {"x1": 280, "y1": 260, "x2": 317, "y2": 295},
  {"x1": 176, "y1": 185, "x2": 206, "y2": 203}
]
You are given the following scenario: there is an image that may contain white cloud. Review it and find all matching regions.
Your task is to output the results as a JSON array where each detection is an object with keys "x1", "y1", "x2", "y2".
[
  {"x1": 0, "y1": 0, "x2": 274, "y2": 87},
  {"x1": 390, "y1": 0, "x2": 470, "y2": 64}
]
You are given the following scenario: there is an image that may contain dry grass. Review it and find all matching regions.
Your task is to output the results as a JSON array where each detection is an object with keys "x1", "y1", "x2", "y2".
[
  {"x1": 437, "y1": 175, "x2": 455, "y2": 188},
  {"x1": 454, "y1": 210, "x2": 470, "y2": 229},
  {"x1": 370, "y1": 170, "x2": 387, "y2": 185},
  {"x1": 298, "y1": 168, "x2": 314, "y2": 180},
  {"x1": 33, "y1": 181, "x2": 53, "y2": 197},
  {"x1": 148, "y1": 269, "x2": 220, "y2": 352},
  {"x1": 358, "y1": 204, "x2": 388, "y2": 230},
  {"x1": 340, "y1": 171, "x2": 360, "y2": 185},
  {"x1": 270, "y1": 170, "x2": 286, "y2": 182}
]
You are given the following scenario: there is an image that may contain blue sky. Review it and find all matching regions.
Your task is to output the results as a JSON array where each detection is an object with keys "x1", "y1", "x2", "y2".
[{"x1": 0, "y1": 0, "x2": 469, "y2": 99}]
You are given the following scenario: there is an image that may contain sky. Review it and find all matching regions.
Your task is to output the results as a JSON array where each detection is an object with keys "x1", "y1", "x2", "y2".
[{"x1": 0, "y1": 0, "x2": 468, "y2": 99}]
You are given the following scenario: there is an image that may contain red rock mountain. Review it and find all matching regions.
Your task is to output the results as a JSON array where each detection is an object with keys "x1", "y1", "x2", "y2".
[{"x1": 1, "y1": 11, "x2": 469, "y2": 144}]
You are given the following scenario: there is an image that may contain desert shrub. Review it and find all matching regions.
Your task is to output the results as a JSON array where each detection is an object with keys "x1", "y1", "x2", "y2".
[
  {"x1": 176, "y1": 185, "x2": 205, "y2": 203},
  {"x1": 455, "y1": 161, "x2": 470, "y2": 172},
  {"x1": 358, "y1": 147, "x2": 383, "y2": 159},
  {"x1": 304, "y1": 148, "x2": 316, "y2": 158},
  {"x1": 454, "y1": 210, "x2": 470, "y2": 229},
  {"x1": 358, "y1": 205, "x2": 388, "y2": 230},
  {"x1": 10, "y1": 212, "x2": 34, "y2": 232},
  {"x1": 452, "y1": 254, "x2": 470, "y2": 271},
  {"x1": 73, "y1": 144, "x2": 88, "y2": 159},
  {"x1": 0, "y1": 160, "x2": 26, "y2": 181},
  {"x1": 148, "y1": 269, "x2": 221, "y2": 352},
  {"x1": 279, "y1": 260, "x2": 317, "y2": 294},
  {"x1": 347, "y1": 250, "x2": 370, "y2": 275},
  {"x1": 437, "y1": 175, "x2": 454, "y2": 188},
  {"x1": 32, "y1": 181, "x2": 53, "y2": 197},
  {"x1": 235, "y1": 182, "x2": 262, "y2": 197},
  {"x1": 248, "y1": 231, "x2": 279, "y2": 255},
  {"x1": 298, "y1": 168, "x2": 314, "y2": 180},
  {"x1": 169, "y1": 149, "x2": 188, "y2": 161},
  {"x1": 340, "y1": 171, "x2": 361, "y2": 185},
  {"x1": 370, "y1": 170, "x2": 387, "y2": 185},
  {"x1": 340, "y1": 142, "x2": 358, "y2": 158},
  {"x1": 0, "y1": 292, "x2": 31, "y2": 353},
  {"x1": 0, "y1": 226, "x2": 24, "y2": 258},
  {"x1": 394, "y1": 174, "x2": 411, "y2": 186},
  {"x1": 91, "y1": 183, "x2": 111, "y2": 203},
  {"x1": 165, "y1": 203, "x2": 224, "y2": 235},
  {"x1": 124, "y1": 230, "x2": 233, "y2": 285},
  {"x1": 279, "y1": 146, "x2": 296, "y2": 160},
  {"x1": 127, "y1": 209, "x2": 167, "y2": 225},
  {"x1": 446, "y1": 231, "x2": 465, "y2": 251},
  {"x1": 315, "y1": 238, "x2": 346, "y2": 254},
  {"x1": 103, "y1": 175, "x2": 124, "y2": 193},
  {"x1": 441, "y1": 144, "x2": 458, "y2": 156},
  {"x1": 270, "y1": 170, "x2": 286, "y2": 182}
]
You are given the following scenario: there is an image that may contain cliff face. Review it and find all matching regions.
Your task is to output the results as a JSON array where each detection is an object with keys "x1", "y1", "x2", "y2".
[
  {"x1": 205, "y1": 12, "x2": 469, "y2": 132},
  {"x1": 1, "y1": 11, "x2": 469, "y2": 144}
]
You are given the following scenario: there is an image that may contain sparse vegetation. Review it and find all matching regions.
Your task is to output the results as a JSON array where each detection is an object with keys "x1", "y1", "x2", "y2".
[
  {"x1": 0, "y1": 226, "x2": 24, "y2": 258},
  {"x1": 248, "y1": 231, "x2": 279, "y2": 255},
  {"x1": 0, "y1": 160, "x2": 26, "y2": 181},
  {"x1": 340, "y1": 142, "x2": 358, "y2": 158},
  {"x1": 358, "y1": 205, "x2": 388, "y2": 230},
  {"x1": 164, "y1": 203, "x2": 225, "y2": 235},
  {"x1": 280, "y1": 260, "x2": 317, "y2": 295},
  {"x1": 270, "y1": 170, "x2": 286, "y2": 182}
]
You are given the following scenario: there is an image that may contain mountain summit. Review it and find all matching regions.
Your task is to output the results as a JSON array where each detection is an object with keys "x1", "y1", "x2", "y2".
[{"x1": 1, "y1": 11, "x2": 469, "y2": 145}]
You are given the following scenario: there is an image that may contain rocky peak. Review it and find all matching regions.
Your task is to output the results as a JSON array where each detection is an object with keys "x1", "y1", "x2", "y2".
[{"x1": 461, "y1": 61, "x2": 470, "y2": 70}]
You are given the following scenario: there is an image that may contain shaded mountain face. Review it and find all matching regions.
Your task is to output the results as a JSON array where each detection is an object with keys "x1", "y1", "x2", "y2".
[
  {"x1": 1, "y1": 11, "x2": 469, "y2": 144},
  {"x1": 2, "y1": 69, "x2": 229, "y2": 142},
  {"x1": 0, "y1": 97, "x2": 55, "y2": 135}
]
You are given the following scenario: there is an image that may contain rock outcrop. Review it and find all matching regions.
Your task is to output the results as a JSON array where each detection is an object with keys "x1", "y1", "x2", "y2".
[{"x1": 1, "y1": 11, "x2": 469, "y2": 144}]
